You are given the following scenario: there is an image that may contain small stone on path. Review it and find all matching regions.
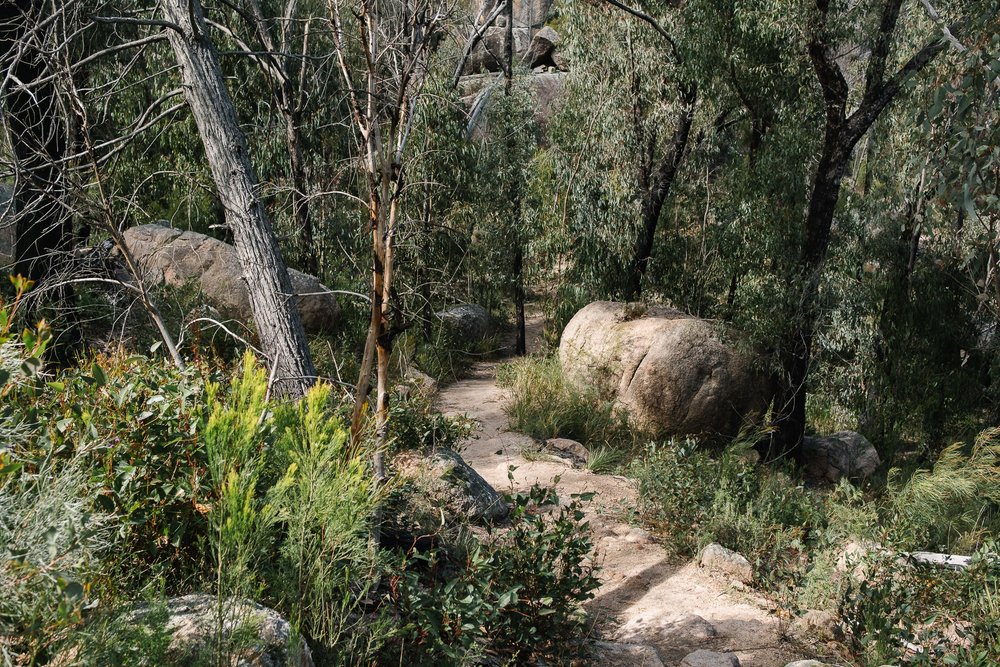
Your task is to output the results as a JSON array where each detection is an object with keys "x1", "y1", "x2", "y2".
[
  {"x1": 681, "y1": 649, "x2": 741, "y2": 667},
  {"x1": 592, "y1": 641, "x2": 665, "y2": 666}
]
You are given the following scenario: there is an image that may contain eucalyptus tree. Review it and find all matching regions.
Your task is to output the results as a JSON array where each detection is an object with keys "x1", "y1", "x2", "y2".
[
  {"x1": 326, "y1": 0, "x2": 448, "y2": 471},
  {"x1": 208, "y1": 0, "x2": 336, "y2": 275},
  {"x1": 551, "y1": 0, "x2": 702, "y2": 301},
  {"x1": 161, "y1": 0, "x2": 316, "y2": 397},
  {"x1": 767, "y1": 0, "x2": 994, "y2": 458}
]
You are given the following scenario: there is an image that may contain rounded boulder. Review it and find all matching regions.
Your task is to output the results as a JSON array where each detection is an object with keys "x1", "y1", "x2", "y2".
[{"x1": 559, "y1": 301, "x2": 770, "y2": 437}]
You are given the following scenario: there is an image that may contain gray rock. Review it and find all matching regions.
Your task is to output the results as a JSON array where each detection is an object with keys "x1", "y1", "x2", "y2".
[
  {"x1": 129, "y1": 594, "x2": 313, "y2": 667},
  {"x1": 681, "y1": 649, "x2": 741, "y2": 667},
  {"x1": 674, "y1": 614, "x2": 718, "y2": 640},
  {"x1": 791, "y1": 609, "x2": 842, "y2": 642},
  {"x1": 522, "y1": 26, "x2": 560, "y2": 69},
  {"x1": 560, "y1": 302, "x2": 771, "y2": 438},
  {"x1": 402, "y1": 366, "x2": 438, "y2": 398},
  {"x1": 545, "y1": 437, "x2": 588, "y2": 463},
  {"x1": 436, "y1": 303, "x2": 494, "y2": 342},
  {"x1": 394, "y1": 449, "x2": 508, "y2": 522},
  {"x1": 592, "y1": 641, "x2": 665, "y2": 667},
  {"x1": 784, "y1": 661, "x2": 836, "y2": 667},
  {"x1": 801, "y1": 431, "x2": 880, "y2": 482},
  {"x1": 463, "y1": 27, "x2": 532, "y2": 74},
  {"x1": 123, "y1": 223, "x2": 339, "y2": 334},
  {"x1": 700, "y1": 543, "x2": 754, "y2": 584}
]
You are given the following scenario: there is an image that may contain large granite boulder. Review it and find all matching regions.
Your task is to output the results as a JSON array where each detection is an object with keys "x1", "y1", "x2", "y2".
[
  {"x1": 129, "y1": 594, "x2": 313, "y2": 667},
  {"x1": 522, "y1": 26, "x2": 561, "y2": 69},
  {"x1": 464, "y1": 27, "x2": 532, "y2": 74},
  {"x1": 559, "y1": 302, "x2": 771, "y2": 437},
  {"x1": 476, "y1": 0, "x2": 553, "y2": 29},
  {"x1": 801, "y1": 431, "x2": 880, "y2": 482},
  {"x1": 123, "y1": 223, "x2": 339, "y2": 333}
]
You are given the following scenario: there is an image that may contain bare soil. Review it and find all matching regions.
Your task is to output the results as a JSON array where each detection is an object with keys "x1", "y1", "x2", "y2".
[{"x1": 433, "y1": 315, "x2": 818, "y2": 667}]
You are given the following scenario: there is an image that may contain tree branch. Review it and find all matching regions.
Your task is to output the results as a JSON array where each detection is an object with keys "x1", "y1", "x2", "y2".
[{"x1": 602, "y1": 0, "x2": 680, "y2": 63}]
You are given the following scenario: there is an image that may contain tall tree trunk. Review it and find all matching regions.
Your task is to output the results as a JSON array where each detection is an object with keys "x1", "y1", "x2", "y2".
[
  {"x1": 767, "y1": 0, "x2": 947, "y2": 459},
  {"x1": 625, "y1": 85, "x2": 696, "y2": 300},
  {"x1": 1, "y1": 0, "x2": 82, "y2": 364},
  {"x1": 505, "y1": 0, "x2": 526, "y2": 354},
  {"x1": 162, "y1": 0, "x2": 315, "y2": 398}
]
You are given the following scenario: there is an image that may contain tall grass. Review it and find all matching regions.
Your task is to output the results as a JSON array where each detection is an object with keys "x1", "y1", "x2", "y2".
[{"x1": 496, "y1": 356, "x2": 638, "y2": 453}]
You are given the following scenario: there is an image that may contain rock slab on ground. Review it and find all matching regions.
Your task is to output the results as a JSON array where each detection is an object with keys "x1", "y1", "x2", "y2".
[
  {"x1": 681, "y1": 649, "x2": 742, "y2": 667},
  {"x1": 394, "y1": 448, "x2": 508, "y2": 522},
  {"x1": 129, "y1": 593, "x2": 313, "y2": 667},
  {"x1": 801, "y1": 430, "x2": 880, "y2": 482},
  {"x1": 123, "y1": 223, "x2": 339, "y2": 333},
  {"x1": 592, "y1": 641, "x2": 665, "y2": 667},
  {"x1": 545, "y1": 437, "x2": 588, "y2": 463},
  {"x1": 559, "y1": 301, "x2": 770, "y2": 437},
  {"x1": 700, "y1": 543, "x2": 754, "y2": 584}
]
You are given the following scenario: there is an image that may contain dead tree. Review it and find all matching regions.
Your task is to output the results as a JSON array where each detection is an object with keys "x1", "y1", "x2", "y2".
[{"x1": 327, "y1": 0, "x2": 445, "y2": 473}]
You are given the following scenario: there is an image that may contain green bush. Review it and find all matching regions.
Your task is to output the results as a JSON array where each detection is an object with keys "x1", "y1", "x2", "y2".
[
  {"x1": 390, "y1": 483, "x2": 600, "y2": 664},
  {"x1": 387, "y1": 388, "x2": 475, "y2": 453},
  {"x1": 632, "y1": 438, "x2": 825, "y2": 587},
  {"x1": 497, "y1": 355, "x2": 636, "y2": 454},
  {"x1": 841, "y1": 542, "x2": 1000, "y2": 666}
]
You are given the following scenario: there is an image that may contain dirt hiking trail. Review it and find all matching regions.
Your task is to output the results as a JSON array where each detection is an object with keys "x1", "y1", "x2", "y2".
[{"x1": 434, "y1": 314, "x2": 818, "y2": 667}]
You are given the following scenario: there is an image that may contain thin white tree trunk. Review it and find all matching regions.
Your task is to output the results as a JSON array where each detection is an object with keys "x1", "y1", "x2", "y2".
[{"x1": 162, "y1": 0, "x2": 315, "y2": 397}]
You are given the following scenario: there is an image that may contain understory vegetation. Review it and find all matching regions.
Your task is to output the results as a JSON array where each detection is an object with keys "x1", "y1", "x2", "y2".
[
  {"x1": 0, "y1": 292, "x2": 599, "y2": 665},
  {"x1": 501, "y1": 354, "x2": 1000, "y2": 665},
  {"x1": 2, "y1": 0, "x2": 999, "y2": 663}
]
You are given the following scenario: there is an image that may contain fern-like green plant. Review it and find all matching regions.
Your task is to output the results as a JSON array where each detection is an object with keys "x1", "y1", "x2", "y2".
[{"x1": 886, "y1": 427, "x2": 1000, "y2": 552}]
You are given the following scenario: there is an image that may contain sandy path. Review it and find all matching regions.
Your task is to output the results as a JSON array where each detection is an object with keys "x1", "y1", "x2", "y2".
[{"x1": 433, "y1": 318, "x2": 814, "y2": 667}]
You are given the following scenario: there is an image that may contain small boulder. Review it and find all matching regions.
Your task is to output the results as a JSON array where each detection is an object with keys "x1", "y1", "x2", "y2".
[
  {"x1": 700, "y1": 543, "x2": 753, "y2": 584},
  {"x1": 560, "y1": 302, "x2": 771, "y2": 437},
  {"x1": 681, "y1": 649, "x2": 741, "y2": 667},
  {"x1": 123, "y1": 223, "x2": 339, "y2": 333},
  {"x1": 402, "y1": 366, "x2": 438, "y2": 398},
  {"x1": 394, "y1": 449, "x2": 508, "y2": 523},
  {"x1": 545, "y1": 437, "x2": 588, "y2": 463},
  {"x1": 592, "y1": 641, "x2": 665, "y2": 667},
  {"x1": 801, "y1": 431, "x2": 880, "y2": 482},
  {"x1": 130, "y1": 594, "x2": 313, "y2": 667},
  {"x1": 522, "y1": 26, "x2": 560, "y2": 69},
  {"x1": 791, "y1": 609, "x2": 842, "y2": 642},
  {"x1": 436, "y1": 303, "x2": 495, "y2": 342}
]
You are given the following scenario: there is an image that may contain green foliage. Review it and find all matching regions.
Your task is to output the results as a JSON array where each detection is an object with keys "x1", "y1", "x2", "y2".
[
  {"x1": 390, "y1": 483, "x2": 599, "y2": 664},
  {"x1": 841, "y1": 543, "x2": 1000, "y2": 666},
  {"x1": 632, "y1": 437, "x2": 824, "y2": 586},
  {"x1": 497, "y1": 355, "x2": 636, "y2": 454},
  {"x1": 387, "y1": 388, "x2": 475, "y2": 453},
  {"x1": 884, "y1": 428, "x2": 1000, "y2": 553}
]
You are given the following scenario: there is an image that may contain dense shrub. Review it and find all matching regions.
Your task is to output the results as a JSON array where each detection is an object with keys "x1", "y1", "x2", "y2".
[
  {"x1": 390, "y1": 483, "x2": 600, "y2": 664},
  {"x1": 632, "y1": 438, "x2": 825, "y2": 586},
  {"x1": 841, "y1": 542, "x2": 1000, "y2": 666}
]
